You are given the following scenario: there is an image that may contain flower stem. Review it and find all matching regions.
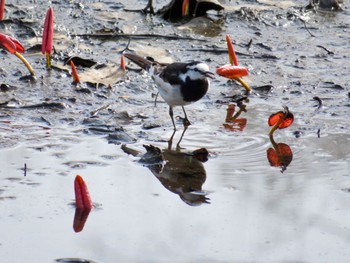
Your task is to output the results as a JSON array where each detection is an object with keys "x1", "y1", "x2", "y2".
[
  {"x1": 46, "y1": 52, "x2": 51, "y2": 69},
  {"x1": 14, "y1": 51, "x2": 35, "y2": 76},
  {"x1": 235, "y1": 77, "x2": 251, "y2": 92},
  {"x1": 269, "y1": 115, "x2": 285, "y2": 137}
]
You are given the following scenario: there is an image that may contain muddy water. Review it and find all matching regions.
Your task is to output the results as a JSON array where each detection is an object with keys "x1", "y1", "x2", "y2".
[{"x1": 1, "y1": 0, "x2": 350, "y2": 262}]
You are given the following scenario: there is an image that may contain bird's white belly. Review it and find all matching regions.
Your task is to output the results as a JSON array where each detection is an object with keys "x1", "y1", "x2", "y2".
[{"x1": 153, "y1": 75, "x2": 190, "y2": 106}]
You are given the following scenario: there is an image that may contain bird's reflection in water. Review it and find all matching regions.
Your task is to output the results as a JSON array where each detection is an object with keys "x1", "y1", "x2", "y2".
[
  {"x1": 139, "y1": 144, "x2": 210, "y2": 206},
  {"x1": 121, "y1": 134, "x2": 210, "y2": 206},
  {"x1": 266, "y1": 134, "x2": 293, "y2": 173}
]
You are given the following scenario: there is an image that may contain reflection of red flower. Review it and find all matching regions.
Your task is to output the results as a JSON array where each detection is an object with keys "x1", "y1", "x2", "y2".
[
  {"x1": 223, "y1": 119, "x2": 247, "y2": 132},
  {"x1": 223, "y1": 104, "x2": 247, "y2": 131},
  {"x1": 267, "y1": 143, "x2": 293, "y2": 172},
  {"x1": 73, "y1": 208, "x2": 91, "y2": 233}
]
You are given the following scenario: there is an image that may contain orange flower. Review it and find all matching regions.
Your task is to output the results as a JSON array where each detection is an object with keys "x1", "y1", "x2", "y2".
[
  {"x1": 217, "y1": 34, "x2": 251, "y2": 92},
  {"x1": 120, "y1": 54, "x2": 126, "y2": 71},
  {"x1": 70, "y1": 60, "x2": 80, "y2": 83},
  {"x1": 268, "y1": 107, "x2": 294, "y2": 136},
  {"x1": 216, "y1": 64, "x2": 248, "y2": 79}
]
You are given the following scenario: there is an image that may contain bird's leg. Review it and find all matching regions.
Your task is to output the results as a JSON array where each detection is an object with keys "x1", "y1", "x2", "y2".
[
  {"x1": 168, "y1": 129, "x2": 176, "y2": 150},
  {"x1": 181, "y1": 106, "x2": 191, "y2": 128},
  {"x1": 154, "y1": 92, "x2": 159, "y2": 107},
  {"x1": 143, "y1": 0, "x2": 155, "y2": 14},
  {"x1": 176, "y1": 125, "x2": 189, "y2": 150},
  {"x1": 169, "y1": 106, "x2": 177, "y2": 131}
]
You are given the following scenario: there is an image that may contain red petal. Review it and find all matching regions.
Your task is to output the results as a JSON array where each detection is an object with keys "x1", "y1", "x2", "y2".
[
  {"x1": 10, "y1": 37, "x2": 25, "y2": 53},
  {"x1": 216, "y1": 64, "x2": 248, "y2": 79},
  {"x1": 74, "y1": 175, "x2": 93, "y2": 210},
  {"x1": 279, "y1": 112, "x2": 294, "y2": 129},
  {"x1": 226, "y1": 35, "x2": 239, "y2": 66},
  {"x1": 42, "y1": 6, "x2": 54, "y2": 54},
  {"x1": 268, "y1": 111, "x2": 284, "y2": 127}
]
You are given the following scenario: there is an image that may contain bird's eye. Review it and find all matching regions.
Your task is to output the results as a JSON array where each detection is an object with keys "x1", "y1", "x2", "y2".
[{"x1": 193, "y1": 68, "x2": 198, "y2": 72}]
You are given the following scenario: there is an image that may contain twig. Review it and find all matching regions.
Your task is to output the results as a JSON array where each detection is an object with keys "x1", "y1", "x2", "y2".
[
  {"x1": 72, "y1": 33, "x2": 207, "y2": 42},
  {"x1": 316, "y1": 45, "x2": 334, "y2": 55}
]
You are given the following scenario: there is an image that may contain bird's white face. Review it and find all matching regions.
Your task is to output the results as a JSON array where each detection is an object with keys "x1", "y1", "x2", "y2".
[{"x1": 181, "y1": 62, "x2": 213, "y2": 81}]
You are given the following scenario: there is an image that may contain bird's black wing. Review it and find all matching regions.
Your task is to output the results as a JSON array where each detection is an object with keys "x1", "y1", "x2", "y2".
[{"x1": 159, "y1": 63, "x2": 188, "y2": 85}]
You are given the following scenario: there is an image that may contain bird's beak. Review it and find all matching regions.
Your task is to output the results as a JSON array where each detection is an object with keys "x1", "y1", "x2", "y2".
[{"x1": 204, "y1": 71, "x2": 215, "y2": 79}]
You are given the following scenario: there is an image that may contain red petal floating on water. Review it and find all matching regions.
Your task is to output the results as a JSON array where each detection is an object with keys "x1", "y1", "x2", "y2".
[
  {"x1": 74, "y1": 175, "x2": 93, "y2": 210},
  {"x1": 42, "y1": 6, "x2": 54, "y2": 54},
  {"x1": 226, "y1": 35, "x2": 239, "y2": 66}
]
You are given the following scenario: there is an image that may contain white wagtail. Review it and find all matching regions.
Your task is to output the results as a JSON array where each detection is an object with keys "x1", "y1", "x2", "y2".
[{"x1": 124, "y1": 53, "x2": 215, "y2": 130}]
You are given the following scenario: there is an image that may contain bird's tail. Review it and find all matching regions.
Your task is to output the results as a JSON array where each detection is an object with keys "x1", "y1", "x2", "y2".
[{"x1": 124, "y1": 53, "x2": 154, "y2": 71}]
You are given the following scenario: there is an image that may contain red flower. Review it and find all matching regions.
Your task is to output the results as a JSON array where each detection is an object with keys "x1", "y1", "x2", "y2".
[
  {"x1": 217, "y1": 34, "x2": 251, "y2": 92},
  {"x1": 182, "y1": 0, "x2": 189, "y2": 16},
  {"x1": 268, "y1": 108, "x2": 294, "y2": 129},
  {"x1": 42, "y1": 6, "x2": 54, "y2": 55},
  {"x1": 216, "y1": 64, "x2": 249, "y2": 79},
  {"x1": 74, "y1": 175, "x2": 93, "y2": 210},
  {"x1": 0, "y1": 32, "x2": 35, "y2": 76},
  {"x1": 0, "y1": 0, "x2": 5, "y2": 21},
  {"x1": 268, "y1": 107, "x2": 294, "y2": 136},
  {"x1": 0, "y1": 33, "x2": 25, "y2": 54}
]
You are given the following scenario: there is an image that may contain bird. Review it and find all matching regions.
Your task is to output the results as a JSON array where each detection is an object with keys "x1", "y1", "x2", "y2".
[{"x1": 124, "y1": 53, "x2": 214, "y2": 130}]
